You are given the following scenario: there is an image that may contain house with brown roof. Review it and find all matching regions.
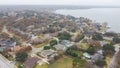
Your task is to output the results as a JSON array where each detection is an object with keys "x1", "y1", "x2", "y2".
[
  {"x1": 8, "y1": 46, "x2": 22, "y2": 57},
  {"x1": 31, "y1": 37, "x2": 44, "y2": 45},
  {"x1": 23, "y1": 57, "x2": 39, "y2": 68},
  {"x1": 44, "y1": 34, "x2": 52, "y2": 41},
  {"x1": 8, "y1": 46, "x2": 32, "y2": 57},
  {"x1": 87, "y1": 39, "x2": 101, "y2": 48}
]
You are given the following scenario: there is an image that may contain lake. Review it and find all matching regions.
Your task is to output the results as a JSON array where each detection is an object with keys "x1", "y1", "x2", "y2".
[{"x1": 55, "y1": 8, "x2": 120, "y2": 32}]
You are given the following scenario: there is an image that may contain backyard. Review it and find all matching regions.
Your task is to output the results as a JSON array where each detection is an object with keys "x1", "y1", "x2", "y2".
[{"x1": 48, "y1": 56, "x2": 73, "y2": 68}]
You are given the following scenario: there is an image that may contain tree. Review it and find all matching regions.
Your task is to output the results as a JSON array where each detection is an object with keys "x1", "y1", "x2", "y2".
[
  {"x1": 113, "y1": 37, "x2": 120, "y2": 43},
  {"x1": 73, "y1": 58, "x2": 86, "y2": 68},
  {"x1": 15, "y1": 52, "x2": 28, "y2": 62},
  {"x1": 103, "y1": 44, "x2": 115, "y2": 55},
  {"x1": 94, "y1": 59, "x2": 106, "y2": 67},
  {"x1": 58, "y1": 32, "x2": 72, "y2": 40},
  {"x1": 44, "y1": 46, "x2": 51, "y2": 50},
  {"x1": 86, "y1": 47, "x2": 96, "y2": 55},
  {"x1": 66, "y1": 48, "x2": 78, "y2": 57},
  {"x1": 75, "y1": 34, "x2": 84, "y2": 42},
  {"x1": 104, "y1": 32, "x2": 117, "y2": 37},
  {"x1": 50, "y1": 39, "x2": 58, "y2": 46},
  {"x1": 92, "y1": 33, "x2": 103, "y2": 40},
  {"x1": 18, "y1": 64, "x2": 24, "y2": 68}
]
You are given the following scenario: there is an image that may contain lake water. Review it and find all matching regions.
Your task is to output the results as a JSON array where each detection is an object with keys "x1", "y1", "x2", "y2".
[{"x1": 55, "y1": 8, "x2": 120, "y2": 32}]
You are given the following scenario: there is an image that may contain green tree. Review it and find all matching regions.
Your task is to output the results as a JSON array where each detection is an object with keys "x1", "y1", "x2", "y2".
[
  {"x1": 44, "y1": 46, "x2": 51, "y2": 50},
  {"x1": 66, "y1": 48, "x2": 78, "y2": 57},
  {"x1": 73, "y1": 58, "x2": 86, "y2": 68},
  {"x1": 75, "y1": 34, "x2": 84, "y2": 42},
  {"x1": 113, "y1": 37, "x2": 120, "y2": 43},
  {"x1": 94, "y1": 59, "x2": 106, "y2": 67},
  {"x1": 92, "y1": 33, "x2": 103, "y2": 40},
  {"x1": 15, "y1": 52, "x2": 28, "y2": 62},
  {"x1": 50, "y1": 39, "x2": 58, "y2": 46},
  {"x1": 58, "y1": 32, "x2": 72, "y2": 40},
  {"x1": 103, "y1": 44, "x2": 115, "y2": 55},
  {"x1": 18, "y1": 64, "x2": 24, "y2": 68},
  {"x1": 86, "y1": 47, "x2": 96, "y2": 55}
]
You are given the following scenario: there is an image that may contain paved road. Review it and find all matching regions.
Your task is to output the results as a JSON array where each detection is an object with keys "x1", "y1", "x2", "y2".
[{"x1": 0, "y1": 54, "x2": 14, "y2": 68}]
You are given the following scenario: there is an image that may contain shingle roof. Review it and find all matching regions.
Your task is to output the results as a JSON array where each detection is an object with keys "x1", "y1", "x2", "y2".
[{"x1": 23, "y1": 57, "x2": 39, "y2": 68}]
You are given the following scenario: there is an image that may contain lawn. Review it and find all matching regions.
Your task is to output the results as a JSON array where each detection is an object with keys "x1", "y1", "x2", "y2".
[
  {"x1": 34, "y1": 43, "x2": 46, "y2": 48},
  {"x1": 49, "y1": 56, "x2": 73, "y2": 68},
  {"x1": 15, "y1": 62, "x2": 26, "y2": 68},
  {"x1": 105, "y1": 40, "x2": 111, "y2": 44},
  {"x1": 105, "y1": 55, "x2": 112, "y2": 68},
  {"x1": 79, "y1": 43, "x2": 89, "y2": 50},
  {"x1": 34, "y1": 40, "x2": 50, "y2": 48}
]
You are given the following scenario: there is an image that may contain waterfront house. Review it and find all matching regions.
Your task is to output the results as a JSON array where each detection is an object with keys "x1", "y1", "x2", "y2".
[{"x1": 103, "y1": 37, "x2": 113, "y2": 41}]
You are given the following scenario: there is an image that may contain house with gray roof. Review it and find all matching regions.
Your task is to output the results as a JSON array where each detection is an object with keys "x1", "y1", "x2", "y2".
[{"x1": 91, "y1": 53, "x2": 103, "y2": 62}]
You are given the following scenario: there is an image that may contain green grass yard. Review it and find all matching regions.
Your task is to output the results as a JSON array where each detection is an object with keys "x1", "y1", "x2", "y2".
[{"x1": 48, "y1": 56, "x2": 73, "y2": 68}]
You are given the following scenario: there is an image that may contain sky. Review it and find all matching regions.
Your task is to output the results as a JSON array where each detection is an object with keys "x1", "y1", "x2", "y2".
[{"x1": 0, "y1": 0, "x2": 120, "y2": 6}]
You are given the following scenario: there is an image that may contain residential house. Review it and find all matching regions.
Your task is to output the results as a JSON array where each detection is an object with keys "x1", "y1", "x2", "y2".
[
  {"x1": 31, "y1": 37, "x2": 44, "y2": 45},
  {"x1": 100, "y1": 41, "x2": 108, "y2": 46},
  {"x1": 40, "y1": 50, "x2": 57, "y2": 58},
  {"x1": 23, "y1": 57, "x2": 40, "y2": 68},
  {"x1": 8, "y1": 46, "x2": 22, "y2": 57},
  {"x1": 8, "y1": 46, "x2": 32, "y2": 57},
  {"x1": 87, "y1": 39, "x2": 101, "y2": 48},
  {"x1": 91, "y1": 53, "x2": 104, "y2": 62},
  {"x1": 0, "y1": 39, "x2": 16, "y2": 47},
  {"x1": 39, "y1": 50, "x2": 57, "y2": 62},
  {"x1": 60, "y1": 40, "x2": 73, "y2": 47},
  {"x1": 103, "y1": 37, "x2": 113, "y2": 41},
  {"x1": 44, "y1": 34, "x2": 52, "y2": 41},
  {"x1": 97, "y1": 50, "x2": 103, "y2": 55},
  {"x1": 0, "y1": 47, "x2": 5, "y2": 52},
  {"x1": 54, "y1": 44, "x2": 67, "y2": 51}
]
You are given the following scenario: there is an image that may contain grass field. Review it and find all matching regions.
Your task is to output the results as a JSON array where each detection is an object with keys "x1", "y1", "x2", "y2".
[
  {"x1": 49, "y1": 56, "x2": 73, "y2": 68},
  {"x1": 34, "y1": 43, "x2": 46, "y2": 48},
  {"x1": 105, "y1": 55, "x2": 112, "y2": 68},
  {"x1": 79, "y1": 43, "x2": 89, "y2": 50}
]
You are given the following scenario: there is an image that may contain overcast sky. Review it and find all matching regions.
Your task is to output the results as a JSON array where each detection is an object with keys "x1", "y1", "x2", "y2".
[{"x1": 0, "y1": 0, "x2": 120, "y2": 6}]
